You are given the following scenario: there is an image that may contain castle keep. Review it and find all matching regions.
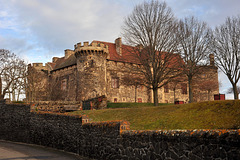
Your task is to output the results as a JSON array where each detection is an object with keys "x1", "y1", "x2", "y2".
[{"x1": 27, "y1": 38, "x2": 219, "y2": 103}]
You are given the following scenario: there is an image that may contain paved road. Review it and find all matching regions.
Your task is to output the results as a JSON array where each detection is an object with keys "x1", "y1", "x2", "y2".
[{"x1": 0, "y1": 140, "x2": 92, "y2": 160}]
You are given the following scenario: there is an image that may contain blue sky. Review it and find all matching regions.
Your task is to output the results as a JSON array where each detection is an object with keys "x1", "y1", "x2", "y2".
[{"x1": 1, "y1": 0, "x2": 240, "y2": 99}]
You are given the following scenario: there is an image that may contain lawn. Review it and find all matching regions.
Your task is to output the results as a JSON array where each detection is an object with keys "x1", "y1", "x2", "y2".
[
  {"x1": 107, "y1": 102, "x2": 172, "y2": 108},
  {"x1": 69, "y1": 100, "x2": 240, "y2": 130}
]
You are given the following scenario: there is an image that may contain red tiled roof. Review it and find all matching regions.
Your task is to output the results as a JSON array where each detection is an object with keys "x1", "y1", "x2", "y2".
[
  {"x1": 53, "y1": 55, "x2": 76, "y2": 71},
  {"x1": 51, "y1": 40, "x2": 183, "y2": 71},
  {"x1": 92, "y1": 41, "x2": 141, "y2": 64},
  {"x1": 47, "y1": 62, "x2": 56, "y2": 70}
]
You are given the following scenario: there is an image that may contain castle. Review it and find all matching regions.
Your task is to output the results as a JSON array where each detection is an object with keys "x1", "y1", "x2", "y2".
[{"x1": 27, "y1": 38, "x2": 219, "y2": 103}]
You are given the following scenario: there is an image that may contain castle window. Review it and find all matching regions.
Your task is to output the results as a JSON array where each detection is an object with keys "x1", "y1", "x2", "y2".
[
  {"x1": 112, "y1": 77, "x2": 119, "y2": 88},
  {"x1": 89, "y1": 60, "x2": 94, "y2": 67},
  {"x1": 164, "y1": 84, "x2": 169, "y2": 93},
  {"x1": 181, "y1": 83, "x2": 187, "y2": 94},
  {"x1": 61, "y1": 79, "x2": 67, "y2": 91},
  {"x1": 114, "y1": 98, "x2": 117, "y2": 103}
]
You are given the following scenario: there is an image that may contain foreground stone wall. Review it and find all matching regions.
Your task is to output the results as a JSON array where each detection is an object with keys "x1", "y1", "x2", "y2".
[
  {"x1": 121, "y1": 130, "x2": 240, "y2": 160},
  {"x1": 0, "y1": 104, "x2": 239, "y2": 159},
  {"x1": 0, "y1": 104, "x2": 30, "y2": 142}
]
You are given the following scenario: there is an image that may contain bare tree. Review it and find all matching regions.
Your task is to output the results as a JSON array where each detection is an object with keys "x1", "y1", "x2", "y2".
[
  {"x1": 211, "y1": 16, "x2": 240, "y2": 99},
  {"x1": 0, "y1": 49, "x2": 27, "y2": 101},
  {"x1": 227, "y1": 86, "x2": 240, "y2": 95},
  {"x1": 122, "y1": 1, "x2": 180, "y2": 106},
  {"x1": 177, "y1": 16, "x2": 211, "y2": 103}
]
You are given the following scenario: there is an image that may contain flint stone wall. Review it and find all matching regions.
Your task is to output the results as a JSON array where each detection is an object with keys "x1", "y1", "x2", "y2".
[{"x1": 0, "y1": 104, "x2": 239, "y2": 160}]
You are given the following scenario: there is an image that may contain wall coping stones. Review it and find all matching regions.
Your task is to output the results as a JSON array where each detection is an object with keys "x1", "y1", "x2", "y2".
[
  {"x1": 82, "y1": 120, "x2": 130, "y2": 132},
  {"x1": 122, "y1": 129, "x2": 240, "y2": 136},
  {"x1": 32, "y1": 111, "x2": 89, "y2": 124}
]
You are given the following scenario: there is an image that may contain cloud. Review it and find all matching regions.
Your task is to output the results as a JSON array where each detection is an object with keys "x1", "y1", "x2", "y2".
[
  {"x1": 2, "y1": 0, "x2": 240, "y2": 57},
  {"x1": 5, "y1": 0, "x2": 126, "y2": 52},
  {"x1": 1, "y1": 0, "x2": 240, "y2": 96},
  {"x1": 168, "y1": 0, "x2": 240, "y2": 27}
]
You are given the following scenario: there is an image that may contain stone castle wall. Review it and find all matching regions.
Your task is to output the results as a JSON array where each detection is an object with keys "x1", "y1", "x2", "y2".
[
  {"x1": 27, "y1": 40, "x2": 219, "y2": 103},
  {"x1": 50, "y1": 65, "x2": 77, "y2": 101},
  {"x1": 27, "y1": 65, "x2": 50, "y2": 101},
  {"x1": 106, "y1": 60, "x2": 151, "y2": 103},
  {"x1": 0, "y1": 104, "x2": 239, "y2": 159}
]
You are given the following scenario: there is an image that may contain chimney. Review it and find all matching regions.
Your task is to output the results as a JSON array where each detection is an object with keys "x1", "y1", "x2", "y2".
[
  {"x1": 84, "y1": 42, "x2": 89, "y2": 47},
  {"x1": 209, "y1": 54, "x2": 214, "y2": 66},
  {"x1": 52, "y1": 57, "x2": 59, "y2": 63},
  {"x1": 65, "y1": 49, "x2": 74, "y2": 59},
  {"x1": 115, "y1": 37, "x2": 122, "y2": 56},
  {"x1": 136, "y1": 44, "x2": 143, "y2": 50}
]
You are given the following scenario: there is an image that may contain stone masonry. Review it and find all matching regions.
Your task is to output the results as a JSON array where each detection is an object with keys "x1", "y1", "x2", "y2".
[
  {"x1": 0, "y1": 104, "x2": 239, "y2": 160},
  {"x1": 27, "y1": 38, "x2": 219, "y2": 103}
]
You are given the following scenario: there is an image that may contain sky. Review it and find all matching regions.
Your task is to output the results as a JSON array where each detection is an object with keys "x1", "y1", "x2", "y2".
[{"x1": 1, "y1": 0, "x2": 240, "y2": 99}]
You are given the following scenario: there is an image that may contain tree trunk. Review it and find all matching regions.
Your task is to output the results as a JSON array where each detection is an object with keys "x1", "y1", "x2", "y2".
[
  {"x1": 17, "y1": 89, "x2": 20, "y2": 101},
  {"x1": 8, "y1": 90, "x2": 11, "y2": 100},
  {"x1": 12, "y1": 89, "x2": 15, "y2": 101},
  {"x1": 173, "y1": 88, "x2": 176, "y2": 103},
  {"x1": 153, "y1": 87, "x2": 158, "y2": 106},
  {"x1": 0, "y1": 76, "x2": 2, "y2": 100},
  {"x1": 232, "y1": 83, "x2": 239, "y2": 99},
  {"x1": 188, "y1": 76, "x2": 193, "y2": 103},
  {"x1": 135, "y1": 85, "x2": 137, "y2": 103},
  {"x1": 207, "y1": 90, "x2": 210, "y2": 101}
]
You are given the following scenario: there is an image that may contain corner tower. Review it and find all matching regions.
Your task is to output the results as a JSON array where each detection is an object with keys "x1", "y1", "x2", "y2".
[{"x1": 74, "y1": 41, "x2": 109, "y2": 101}]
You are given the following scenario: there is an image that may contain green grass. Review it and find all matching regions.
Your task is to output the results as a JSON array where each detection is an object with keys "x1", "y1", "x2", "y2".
[
  {"x1": 107, "y1": 102, "x2": 172, "y2": 108},
  {"x1": 69, "y1": 100, "x2": 240, "y2": 130}
]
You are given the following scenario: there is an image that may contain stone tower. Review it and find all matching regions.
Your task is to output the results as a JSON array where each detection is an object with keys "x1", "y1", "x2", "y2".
[{"x1": 74, "y1": 41, "x2": 109, "y2": 101}]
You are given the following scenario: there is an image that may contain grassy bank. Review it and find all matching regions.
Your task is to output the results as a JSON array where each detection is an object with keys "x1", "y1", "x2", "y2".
[
  {"x1": 69, "y1": 100, "x2": 240, "y2": 130},
  {"x1": 107, "y1": 102, "x2": 172, "y2": 108}
]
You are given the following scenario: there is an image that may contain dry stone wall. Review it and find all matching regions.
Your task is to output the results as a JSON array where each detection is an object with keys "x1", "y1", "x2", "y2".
[{"x1": 0, "y1": 104, "x2": 239, "y2": 160}]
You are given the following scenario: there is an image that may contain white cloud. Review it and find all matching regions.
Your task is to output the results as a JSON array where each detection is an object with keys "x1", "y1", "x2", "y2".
[
  {"x1": 1, "y1": 0, "x2": 240, "y2": 97},
  {"x1": 5, "y1": 0, "x2": 126, "y2": 52},
  {"x1": 168, "y1": 0, "x2": 240, "y2": 27}
]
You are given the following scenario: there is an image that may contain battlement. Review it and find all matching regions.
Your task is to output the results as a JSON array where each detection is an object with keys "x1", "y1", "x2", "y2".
[
  {"x1": 74, "y1": 41, "x2": 109, "y2": 57},
  {"x1": 32, "y1": 63, "x2": 43, "y2": 67},
  {"x1": 31, "y1": 63, "x2": 52, "y2": 72}
]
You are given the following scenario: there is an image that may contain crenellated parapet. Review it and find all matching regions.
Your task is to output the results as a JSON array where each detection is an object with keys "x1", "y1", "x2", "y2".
[{"x1": 74, "y1": 41, "x2": 109, "y2": 58}]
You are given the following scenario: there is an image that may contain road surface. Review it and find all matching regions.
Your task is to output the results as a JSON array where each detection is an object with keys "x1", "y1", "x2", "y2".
[{"x1": 0, "y1": 140, "x2": 92, "y2": 160}]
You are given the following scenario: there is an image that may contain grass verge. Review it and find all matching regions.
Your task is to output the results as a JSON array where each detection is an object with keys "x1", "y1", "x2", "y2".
[
  {"x1": 69, "y1": 100, "x2": 240, "y2": 130},
  {"x1": 107, "y1": 102, "x2": 172, "y2": 108}
]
